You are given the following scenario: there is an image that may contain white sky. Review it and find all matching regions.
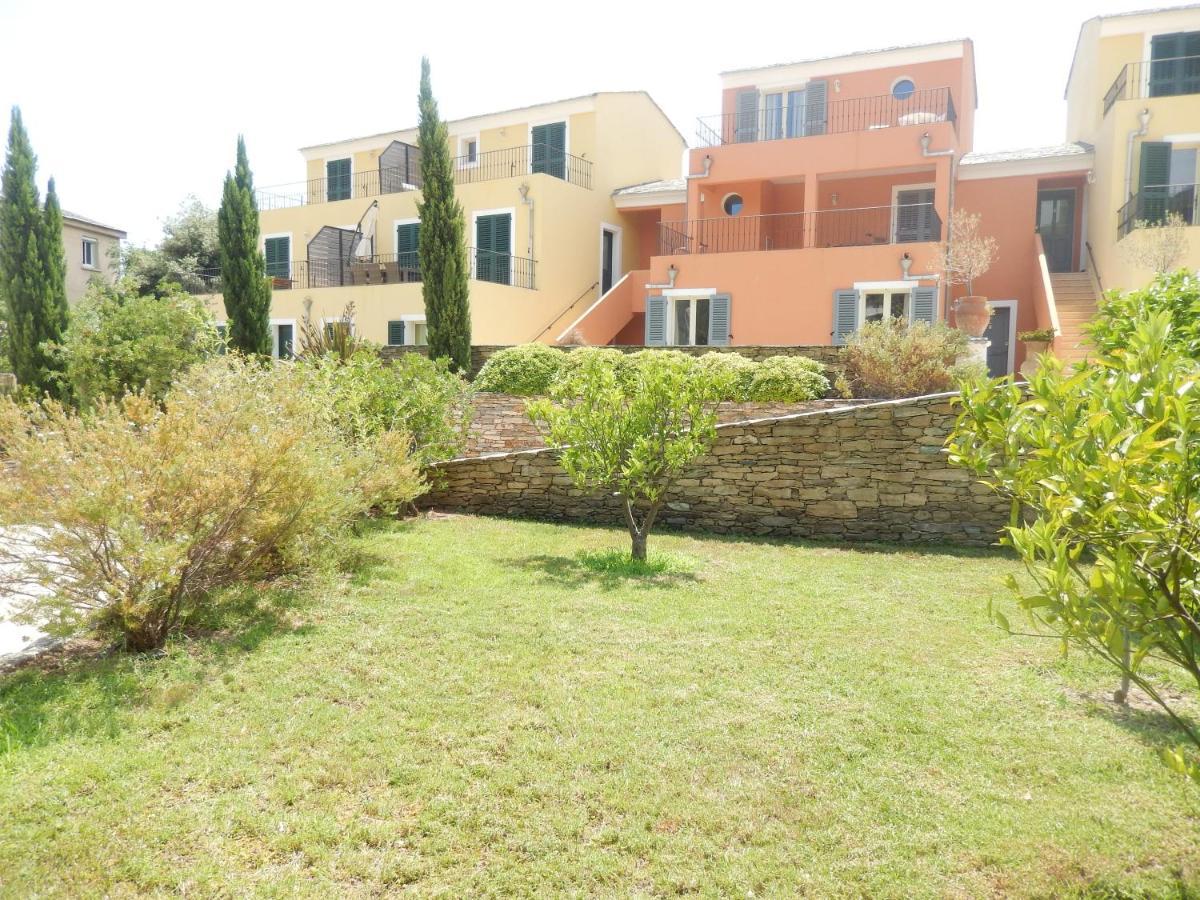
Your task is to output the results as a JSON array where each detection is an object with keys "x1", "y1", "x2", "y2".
[{"x1": 0, "y1": 0, "x2": 1173, "y2": 245}]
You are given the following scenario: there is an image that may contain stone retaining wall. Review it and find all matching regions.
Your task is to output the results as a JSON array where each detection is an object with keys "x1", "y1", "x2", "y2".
[
  {"x1": 466, "y1": 393, "x2": 874, "y2": 455},
  {"x1": 425, "y1": 393, "x2": 1007, "y2": 546},
  {"x1": 382, "y1": 344, "x2": 843, "y2": 380}
]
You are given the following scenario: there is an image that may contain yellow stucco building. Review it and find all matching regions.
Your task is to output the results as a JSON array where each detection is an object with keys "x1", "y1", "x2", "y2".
[{"x1": 207, "y1": 92, "x2": 685, "y2": 354}]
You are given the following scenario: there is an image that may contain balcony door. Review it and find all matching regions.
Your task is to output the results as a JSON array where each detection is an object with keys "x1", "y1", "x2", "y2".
[
  {"x1": 475, "y1": 211, "x2": 512, "y2": 285},
  {"x1": 1036, "y1": 188, "x2": 1076, "y2": 273},
  {"x1": 893, "y1": 186, "x2": 936, "y2": 243},
  {"x1": 1149, "y1": 31, "x2": 1200, "y2": 98}
]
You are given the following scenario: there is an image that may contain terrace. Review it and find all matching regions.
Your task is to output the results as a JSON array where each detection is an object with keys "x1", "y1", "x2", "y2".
[{"x1": 1103, "y1": 53, "x2": 1200, "y2": 115}]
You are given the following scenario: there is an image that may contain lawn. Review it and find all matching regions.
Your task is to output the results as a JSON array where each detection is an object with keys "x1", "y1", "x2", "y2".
[{"x1": 1, "y1": 515, "x2": 1198, "y2": 897}]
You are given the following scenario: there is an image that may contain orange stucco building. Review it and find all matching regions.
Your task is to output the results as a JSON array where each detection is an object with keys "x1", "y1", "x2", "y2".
[{"x1": 563, "y1": 6, "x2": 1200, "y2": 376}]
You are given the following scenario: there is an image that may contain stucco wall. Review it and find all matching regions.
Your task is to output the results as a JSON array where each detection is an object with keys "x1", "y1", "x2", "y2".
[
  {"x1": 422, "y1": 392, "x2": 1008, "y2": 546},
  {"x1": 61, "y1": 221, "x2": 121, "y2": 304}
]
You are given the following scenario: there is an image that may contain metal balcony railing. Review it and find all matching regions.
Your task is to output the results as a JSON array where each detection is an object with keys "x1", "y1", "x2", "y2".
[
  {"x1": 658, "y1": 203, "x2": 941, "y2": 255},
  {"x1": 1117, "y1": 183, "x2": 1199, "y2": 238},
  {"x1": 695, "y1": 87, "x2": 956, "y2": 147},
  {"x1": 256, "y1": 143, "x2": 592, "y2": 209},
  {"x1": 188, "y1": 249, "x2": 536, "y2": 293},
  {"x1": 1103, "y1": 55, "x2": 1200, "y2": 115}
]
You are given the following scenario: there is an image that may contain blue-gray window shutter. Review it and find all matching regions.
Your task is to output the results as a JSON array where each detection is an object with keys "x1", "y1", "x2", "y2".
[
  {"x1": 387, "y1": 320, "x2": 406, "y2": 346},
  {"x1": 735, "y1": 90, "x2": 759, "y2": 143},
  {"x1": 805, "y1": 80, "x2": 828, "y2": 136},
  {"x1": 910, "y1": 286, "x2": 937, "y2": 325},
  {"x1": 645, "y1": 295, "x2": 668, "y2": 345},
  {"x1": 708, "y1": 294, "x2": 731, "y2": 345},
  {"x1": 832, "y1": 289, "x2": 858, "y2": 345}
]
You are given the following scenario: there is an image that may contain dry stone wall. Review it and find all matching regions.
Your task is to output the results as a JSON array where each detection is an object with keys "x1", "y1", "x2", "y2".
[{"x1": 425, "y1": 393, "x2": 1008, "y2": 546}]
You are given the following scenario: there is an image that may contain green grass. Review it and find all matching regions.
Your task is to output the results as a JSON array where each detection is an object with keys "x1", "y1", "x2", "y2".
[{"x1": 2, "y1": 516, "x2": 1199, "y2": 897}]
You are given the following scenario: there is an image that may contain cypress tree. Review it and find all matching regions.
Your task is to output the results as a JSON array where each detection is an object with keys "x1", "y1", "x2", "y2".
[
  {"x1": 217, "y1": 136, "x2": 271, "y2": 355},
  {"x1": 416, "y1": 57, "x2": 471, "y2": 373},
  {"x1": 0, "y1": 107, "x2": 69, "y2": 398}
]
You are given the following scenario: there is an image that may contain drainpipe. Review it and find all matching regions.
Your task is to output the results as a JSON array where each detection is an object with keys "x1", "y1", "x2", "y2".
[
  {"x1": 1124, "y1": 108, "x2": 1152, "y2": 201},
  {"x1": 518, "y1": 182, "x2": 534, "y2": 259},
  {"x1": 686, "y1": 154, "x2": 713, "y2": 180},
  {"x1": 919, "y1": 133, "x2": 957, "y2": 321}
]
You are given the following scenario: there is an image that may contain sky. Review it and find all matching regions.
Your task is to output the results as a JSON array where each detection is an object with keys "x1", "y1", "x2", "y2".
[{"x1": 0, "y1": 0, "x2": 1178, "y2": 246}]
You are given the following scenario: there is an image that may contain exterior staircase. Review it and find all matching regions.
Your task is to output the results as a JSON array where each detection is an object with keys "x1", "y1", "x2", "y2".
[{"x1": 1049, "y1": 272, "x2": 1100, "y2": 365}]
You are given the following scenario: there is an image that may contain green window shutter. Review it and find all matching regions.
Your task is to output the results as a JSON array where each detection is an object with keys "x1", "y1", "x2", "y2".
[
  {"x1": 735, "y1": 90, "x2": 759, "y2": 143},
  {"x1": 387, "y1": 320, "x2": 406, "y2": 346},
  {"x1": 805, "y1": 80, "x2": 828, "y2": 136},
  {"x1": 327, "y1": 158, "x2": 351, "y2": 201},
  {"x1": 474, "y1": 213, "x2": 511, "y2": 285},
  {"x1": 1139, "y1": 142, "x2": 1173, "y2": 223},
  {"x1": 264, "y1": 236, "x2": 290, "y2": 279},
  {"x1": 531, "y1": 122, "x2": 566, "y2": 178},
  {"x1": 645, "y1": 295, "x2": 668, "y2": 345},
  {"x1": 910, "y1": 286, "x2": 937, "y2": 325},
  {"x1": 832, "y1": 289, "x2": 859, "y2": 345},
  {"x1": 396, "y1": 222, "x2": 420, "y2": 275},
  {"x1": 708, "y1": 294, "x2": 731, "y2": 345}
]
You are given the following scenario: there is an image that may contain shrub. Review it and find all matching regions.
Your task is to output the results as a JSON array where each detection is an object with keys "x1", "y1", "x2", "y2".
[
  {"x1": 0, "y1": 356, "x2": 423, "y2": 651},
  {"x1": 297, "y1": 300, "x2": 373, "y2": 362},
  {"x1": 529, "y1": 352, "x2": 722, "y2": 561},
  {"x1": 300, "y1": 349, "x2": 470, "y2": 465},
  {"x1": 555, "y1": 347, "x2": 631, "y2": 386},
  {"x1": 1088, "y1": 269, "x2": 1199, "y2": 359},
  {"x1": 473, "y1": 343, "x2": 565, "y2": 395},
  {"x1": 746, "y1": 355, "x2": 830, "y2": 402},
  {"x1": 838, "y1": 318, "x2": 969, "y2": 398},
  {"x1": 693, "y1": 352, "x2": 757, "y2": 401},
  {"x1": 56, "y1": 278, "x2": 219, "y2": 407}
]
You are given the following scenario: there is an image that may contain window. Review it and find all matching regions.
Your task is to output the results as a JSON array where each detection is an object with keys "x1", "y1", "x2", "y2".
[
  {"x1": 387, "y1": 320, "x2": 405, "y2": 346},
  {"x1": 81, "y1": 237, "x2": 97, "y2": 268},
  {"x1": 862, "y1": 290, "x2": 910, "y2": 324},
  {"x1": 892, "y1": 78, "x2": 916, "y2": 101},
  {"x1": 411, "y1": 322, "x2": 428, "y2": 346},
  {"x1": 893, "y1": 187, "x2": 936, "y2": 243},
  {"x1": 531, "y1": 122, "x2": 566, "y2": 179},
  {"x1": 474, "y1": 211, "x2": 512, "y2": 285},
  {"x1": 264, "y1": 236, "x2": 290, "y2": 280},
  {"x1": 723, "y1": 193, "x2": 744, "y2": 216},
  {"x1": 387, "y1": 319, "x2": 427, "y2": 347},
  {"x1": 395, "y1": 221, "x2": 420, "y2": 276},
  {"x1": 762, "y1": 88, "x2": 812, "y2": 139},
  {"x1": 460, "y1": 136, "x2": 478, "y2": 164},
  {"x1": 271, "y1": 322, "x2": 294, "y2": 359},
  {"x1": 326, "y1": 158, "x2": 351, "y2": 202},
  {"x1": 1149, "y1": 31, "x2": 1200, "y2": 98},
  {"x1": 670, "y1": 296, "x2": 712, "y2": 346}
]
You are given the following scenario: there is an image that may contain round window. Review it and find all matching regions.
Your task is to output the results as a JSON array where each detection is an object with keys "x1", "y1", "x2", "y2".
[
  {"x1": 723, "y1": 193, "x2": 744, "y2": 216},
  {"x1": 892, "y1": 78, "x2": 916, "y2": 101}
]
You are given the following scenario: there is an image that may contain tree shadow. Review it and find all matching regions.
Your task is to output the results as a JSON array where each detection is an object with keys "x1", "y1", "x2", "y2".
[
  {"x1": 1072, "y1": 685, "x2": 1200, "y2": 756},
  {"x1": 510, "y1": 548, "x2": 701, "y2": 591}
]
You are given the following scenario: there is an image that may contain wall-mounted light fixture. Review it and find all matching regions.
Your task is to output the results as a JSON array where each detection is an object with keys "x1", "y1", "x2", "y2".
[
  {"x1": 831, "y1": 192, "x2": 840, "y2": 206},
  {"x1": 1086, "y1": 169, "x2": 1096, "y2": 185},
  {"x1": 834, "y1": 78, "x2": 841, "y2": 93},
  {"x1": 668, "y1": 264, "x2": 678, "y2": 284}
]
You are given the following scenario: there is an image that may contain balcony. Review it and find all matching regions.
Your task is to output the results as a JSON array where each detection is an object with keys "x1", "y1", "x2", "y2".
[
  {"x1": 1117, "y1": 183, "x2": 1199, "y2": 238},
  {"x1": 695, "y1": 88, "x2": 956, "y2": 148},
  {"x1": 658, "y1": 203, "x2": 941, "y2": 255},
  {"x1": 257, "y1": 144, "x2": 592, "y2": 210},
  {"x1": 1103, "y1": 55, "x2": 1200, "y2": 116},
  {"x1": 190, "y1": 248, "x2": 537, "y2": 294}
]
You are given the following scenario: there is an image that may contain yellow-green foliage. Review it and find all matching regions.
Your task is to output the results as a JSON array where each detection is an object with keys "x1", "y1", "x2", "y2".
[
  {"x1": 0, "y1": 356, "x2": 424, "y2": 651},
  {"x1": 746, "y1": 356, "x2": 830, "y2": 402},
  {"x1": 473, "y1": 343, "x2": 565, "y2": 395}
]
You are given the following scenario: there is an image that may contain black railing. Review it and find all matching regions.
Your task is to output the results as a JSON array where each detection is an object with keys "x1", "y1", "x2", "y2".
[
  {"x1": 257, "y1": 143, "x2": 593, "y2": 209},
  {"x1": 188, "y1": 249, "x2": 536, "y2": 293},
  {"x1": 1117, "y1": 183, "x2": 1199, "y2": 238},
  {"x1": 695, "y1": 88, "x2": 956, "y2": 147},
  {"x1": 659, "y1": 203, "x2": 941, "y2": 255},
  {"x1": 1104, "y1": 55, "x2": 1200, "y2": 115}
]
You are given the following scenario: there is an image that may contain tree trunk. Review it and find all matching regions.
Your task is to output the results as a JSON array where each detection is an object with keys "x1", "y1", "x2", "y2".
[
  {"x1": 631, "y1": 530, "x2": 648, "y2": 561},
  {"x1": 1114, "y1": 630, "x2": 1132, "y2": 705}
]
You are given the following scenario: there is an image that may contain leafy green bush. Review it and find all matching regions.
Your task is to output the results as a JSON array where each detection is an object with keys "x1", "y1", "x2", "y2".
[
  {"x1": 747, "y1": 355, "x2": 830, "y2": 402},
  {"x1": 556, "y1": 347, "x2": 631, "y2": 386},
  {"x1": 473, "y1": 343, "x2": 565, "y2": 395},
  {"x1": 0, "y1": 356, "x2": 424, "y2": 652},
  {"x1": 56, "y1": 278, "x2": 219, "y2": 407},
  {"x1": 300, "y1": 349, "x2": 470, "y2": 464},
  {"x1": 1088, "y1": 269, "x2": 1199, "y2": 358},
  {"x1": 838, "y1": 318, "x2": 969, "y2": 399},
  {"x1": 693, "y1": 352, "x2": 757, "y2": 401}
]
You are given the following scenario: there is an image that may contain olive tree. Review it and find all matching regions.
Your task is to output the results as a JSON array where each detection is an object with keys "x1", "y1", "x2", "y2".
[
  {"x1": 948, "y1": 308, "x2": 1200, "y2": 780},
  {"x1": 529, "y1": 352, "x2": 723, "y2": 561}
]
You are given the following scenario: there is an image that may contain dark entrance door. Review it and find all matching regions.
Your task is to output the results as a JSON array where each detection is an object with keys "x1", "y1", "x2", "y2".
[
  {"x1": 983, "y1": 304, "x2": 1012, "y2": 378},
  {"x1": 1036, "y1": 188, "x2": 1076, "y2": 273},
  {"x1": 601, "y1": 228, "x2": 616, "y2": 294}
]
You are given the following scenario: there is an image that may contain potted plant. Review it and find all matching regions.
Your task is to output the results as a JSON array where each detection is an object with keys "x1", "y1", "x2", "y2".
[
  {"x1": 1017, "y1": 328, "x2": 1055, "y2": 379},
  {"x1": 935, "y1": 208, "x2": 999, "y2": 338}
]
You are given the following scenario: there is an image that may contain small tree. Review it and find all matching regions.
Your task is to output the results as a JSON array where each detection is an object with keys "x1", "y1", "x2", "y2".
[
  {"x1": 1121, "y1": 211, "x2": 1190, "y2": 275},
  {"x1": 416, "y1": 57, "x2": 471, "y2": 373},
  {"x1": 948, "y1": 304, "x2": 1200, "y2": 780},
  {"x1": 217, "y1": 136, "x2": 271, "y2": 355},
  {"x1": 124, "y1": 196, "x2": 221, "y2": 296},
  {"x1": 529, "y1": 353, "x2": 723, "y2": 561},
  {"x1": 935, "y1": 207, "x2": 998, "y2": 294}
]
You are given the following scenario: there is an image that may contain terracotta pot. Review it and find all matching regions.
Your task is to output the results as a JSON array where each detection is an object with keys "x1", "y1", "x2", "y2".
[
  {"x1": 954, "y1": 295, "x2": 992, "y2": 338},
  {"x1": 1019, "y1": 340, "x2": 1049, "y2": 380}
]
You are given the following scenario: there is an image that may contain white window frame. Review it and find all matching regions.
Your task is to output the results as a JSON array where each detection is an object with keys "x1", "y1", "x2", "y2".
[
  {"x1": 759, "y1": 85, "x2": 809, "y2": 140},
  {"x1": 986, "y1": 299, "x2": 1018, "y2": 376},
  {"x1": 80, "y1": 236, "x2": 98, "y2": 270},
  {"x1": 458, "y1": 134, "x2": 480, "y2": 167},
  {"x1": 665, "y1": 295, "x2": 715, "y2": 347},
  {"x1": 721, "y1": 192, "x2": 745, "y2": 216},
  {"x1": 598, "y1": 223, "x2": 622, "y2": 297},
  {"x1": 326, "y1": 156, "x2": 354, "y2": 201},
  {"x1": 890, "y1": 183, "x2": 936, "y2": 244},
  {"x1": 854, "y1": 281, "x2": 913, "y2": 327},
  {"x1": 527, "y1": 118, "x2": 569, "y2": 176},
  {"x1": 262, "y1": 232, "x2": 293, "y2": 279},
  {"x1": 400, "y1": 313, "x2": 428, "y2": 346},
  {"x1": 269, "y1": 318, "x2": 297, "y2": 359}
]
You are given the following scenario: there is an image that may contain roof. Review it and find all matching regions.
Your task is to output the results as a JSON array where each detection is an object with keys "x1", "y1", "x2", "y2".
[
  {"x1": 960, "y1": 143, "x2": 1093, "y2": 166},
  {"x1": 61, "y1": 210, "x2": 126, "y2": 237},
  {"x1": 720, "y1": 38, "x2": 969, "y2": 77},
  {"x1": 612, "y1": 177, "x2": 687, "y2": 209},
  {"x1": 612, "y1": 178, "x2": 686, "y2": 196}
]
